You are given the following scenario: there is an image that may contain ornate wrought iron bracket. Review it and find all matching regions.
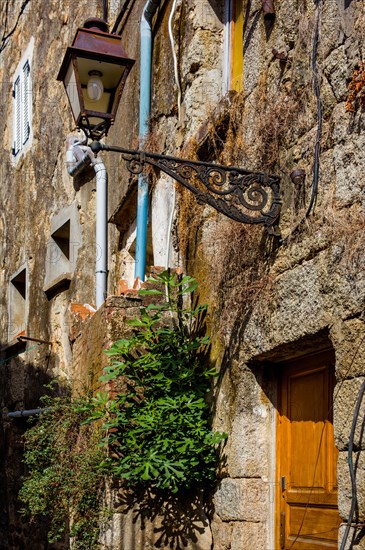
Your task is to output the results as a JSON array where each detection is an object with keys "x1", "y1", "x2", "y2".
[{"x1": 90, "y1": 141, "x2": 282, "y2": 235}]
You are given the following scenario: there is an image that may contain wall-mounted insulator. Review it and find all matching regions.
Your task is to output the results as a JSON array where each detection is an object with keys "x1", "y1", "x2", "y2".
[
  {"x1": 290, "y1": 169, "x2": 306, "y2": 185},
  {"x1": 272, "y1": 48, "x2": 288, "y2": 61},
  {"x1": 262, "y1": 0, "x2": 275, "y2": 20}
]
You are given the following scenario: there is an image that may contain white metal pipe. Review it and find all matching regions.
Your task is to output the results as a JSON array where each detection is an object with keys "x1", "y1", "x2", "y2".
[
  {"x1": 91, "y1": 156, "x2": 108, "y2": 308},
  {"x1": 66, "y1": 139, "x2": 108, "y2": 309},
  {"x1": 168, "y1": 0, "x2": 182, "y2": 123}
]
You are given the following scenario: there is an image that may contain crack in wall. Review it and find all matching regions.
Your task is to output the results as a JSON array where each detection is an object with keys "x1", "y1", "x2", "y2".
[{"x1": 0, "y1": 0, "x2": 30, "y2": 55}]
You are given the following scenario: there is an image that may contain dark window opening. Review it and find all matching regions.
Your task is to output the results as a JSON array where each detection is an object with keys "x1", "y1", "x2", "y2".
[
  {"x1": 51, "y1": 220, "x2": 70, "y2": 260},
  {"x1": 9, "y1": 268, "x2": 27, "y2": 340},
  {"x1": 11, "y1": 268, "x2": 26, "y2": 299}
]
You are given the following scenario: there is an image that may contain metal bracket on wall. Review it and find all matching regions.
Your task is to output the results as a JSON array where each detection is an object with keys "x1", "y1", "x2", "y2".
[{"x1": 91, "y1": 141, "x2": 282, "y2": 235}]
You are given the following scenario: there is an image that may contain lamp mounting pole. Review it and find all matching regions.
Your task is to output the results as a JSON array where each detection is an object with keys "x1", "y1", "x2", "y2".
[{"x1": 90, "y1": 141, "x2": 282, "y2": 235}]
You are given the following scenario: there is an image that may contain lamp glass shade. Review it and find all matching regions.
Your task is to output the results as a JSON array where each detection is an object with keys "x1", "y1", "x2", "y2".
[
  {"x1": 64, "y1": 60, "x2": 81, "y2": 123},
  {"x1": 57, "y1": 20, "x2": 135, "y2": 139}
]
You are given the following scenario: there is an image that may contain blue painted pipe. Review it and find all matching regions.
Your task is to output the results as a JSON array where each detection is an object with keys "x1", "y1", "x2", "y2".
[{"x1": 135, "y1": 1, "x2": 161, "y2": 281}]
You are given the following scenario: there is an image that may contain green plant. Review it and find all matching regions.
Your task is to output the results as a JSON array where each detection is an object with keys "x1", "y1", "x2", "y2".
[
  {"x1": 87, "y1": 270, "x2": 227, "y2": 493},
  {"x1": 19, "y1": 390, "x2": 105, "y2": 549},
  {"x1": 19, "y1": 271, "x2": 225, "y2": 545}
]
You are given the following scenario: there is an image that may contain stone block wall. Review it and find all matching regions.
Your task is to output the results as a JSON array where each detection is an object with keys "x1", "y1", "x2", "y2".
[
  {"x1": 71, "y1": 295, "x2": 142, "y2": 392},
  {"x1": 148, "y1": 1, "x2": 365, "y2": 548}
]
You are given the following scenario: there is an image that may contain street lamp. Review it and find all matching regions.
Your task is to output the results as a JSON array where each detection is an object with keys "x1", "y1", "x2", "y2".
[
  {"x1": 57, "y1": 18, "x2": 281, "y2": 234},
  {"x1": 57, "y1": 18, "x2": 135, "y2": 140}
]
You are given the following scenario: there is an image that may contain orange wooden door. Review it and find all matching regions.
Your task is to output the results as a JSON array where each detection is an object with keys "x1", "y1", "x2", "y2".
[{"x1": 276, "y1": 352, "x2": 341, "y2": 549}]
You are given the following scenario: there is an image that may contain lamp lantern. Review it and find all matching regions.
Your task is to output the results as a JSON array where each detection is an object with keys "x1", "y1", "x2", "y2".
[
  {"x1": 58, "y1": 18, "x2": 282, "y2": 237},
  {"x1": 57, "y1": 18, "x2": 135, "y2": 140}
]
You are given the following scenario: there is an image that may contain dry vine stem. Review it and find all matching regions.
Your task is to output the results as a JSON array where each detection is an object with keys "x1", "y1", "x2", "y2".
[{"x1": 345, "y1": 62, "x2": 365, "y2": 113}]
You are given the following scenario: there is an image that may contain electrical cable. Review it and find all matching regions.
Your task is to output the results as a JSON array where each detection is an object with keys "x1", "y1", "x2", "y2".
[
  {"x1": 110, "y1": 0, "x2": 132, "y2": 34},
  {"x1": 168, "y1": 0, "x2": 182, "y2": 122},
  {"x1": 165, "y1": 0, "x2": 180, "y2": 285},
  {"x1": 340, "y1": 379, "x2": 365, "y2": 550},
  {"x1": 164, "y1": 0, "x2": 180, "y2": 298},
  {"x1": 0, "y1": 0, "x2": 30, "y2": 54},
  {"x1": 102, "y1": 0, "x2": 108, "y2": 23},
  {"x1": 280, "y1": 0, "x2": 323, "y2": 244},
  {"x1": 305, "y1": 2, "x2": 322, "y2": 218}
]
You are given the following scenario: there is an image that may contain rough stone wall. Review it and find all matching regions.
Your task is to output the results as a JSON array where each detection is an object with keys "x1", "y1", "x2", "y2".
[
  {"x1": 0, "y1": 0, "x2": 144, "y2": 546},
  {"x1": 156, "y1": 1, "x2": 365, "y2": 549},
  {"x1": 1, "y1": 0, "x2": 365, "y2": 548},
  {"x1": 71, "y1": 295, "x2": 142, "y2": 391}
]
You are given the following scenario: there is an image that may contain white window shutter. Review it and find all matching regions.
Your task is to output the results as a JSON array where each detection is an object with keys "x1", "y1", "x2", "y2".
[
  {"x1": 13, "y1": 76, "x2": 21, "y2": 156},
  {"x1": 22, "y1": 61, "x2": 30, "y2": 145},
  {"x1": 12, "y1": 56, "x2": 32, "y2": 157}
]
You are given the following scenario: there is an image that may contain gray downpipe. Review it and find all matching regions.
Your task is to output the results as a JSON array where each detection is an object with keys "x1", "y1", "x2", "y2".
[{"x1": 7, "y1": 408, "x2": 50, "y2": 418}]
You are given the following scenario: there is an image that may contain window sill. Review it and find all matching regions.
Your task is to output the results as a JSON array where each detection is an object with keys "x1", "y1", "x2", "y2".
[
  {"x1": 44, "y1": 272, "x2": 73, "y2": 299},
  {"x1": 0, "y1": 337, "x2": 27, "y2": 359}
]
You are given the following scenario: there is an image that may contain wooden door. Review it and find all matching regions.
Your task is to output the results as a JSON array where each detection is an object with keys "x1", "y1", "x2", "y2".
[{"x1": 276, "y1": 351, "x2": 341, "y2": 549}]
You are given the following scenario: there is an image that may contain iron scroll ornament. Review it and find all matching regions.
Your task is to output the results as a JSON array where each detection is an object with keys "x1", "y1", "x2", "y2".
[{"x1": 90, "y1": 141, "x2": 282, "y2": 235}]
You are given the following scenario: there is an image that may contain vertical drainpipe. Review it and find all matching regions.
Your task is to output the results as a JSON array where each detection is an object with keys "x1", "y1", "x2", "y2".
[
  {"x1": 92, "y1": 157, "x2": 108, "y2": 308},
  {"x1": 66, "y1": 140, "x2": 108, "y2": 309},
  {"x1": 135, "y1": 0, "x2": 161, "y2": 281}
]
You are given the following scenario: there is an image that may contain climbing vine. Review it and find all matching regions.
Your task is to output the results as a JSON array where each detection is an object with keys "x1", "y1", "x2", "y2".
[
  {"x1": 19, "y1": 390, "x2": 106, "y2": 549},
  {"x1": 345, "y1": 62, "x2": 365, "y2": 113}
]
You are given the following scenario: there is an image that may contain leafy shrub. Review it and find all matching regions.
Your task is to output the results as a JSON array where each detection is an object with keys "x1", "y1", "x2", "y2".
[
  {"x1": 87, "y1": 270, "x2": 227, "y2": 493},
  {"x1": 19, "y1": 271, "x2": 226, "y2": 545},
  {"x1": 19, "y1": 392, "x2": 105, "y2": 549}
]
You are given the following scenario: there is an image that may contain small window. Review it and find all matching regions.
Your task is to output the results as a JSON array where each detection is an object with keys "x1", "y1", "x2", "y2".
[
  {"x1": 12, "y1": 55, "x2": 32, "y2": 157},
  {"x1": 52, "y1": 220, "x2": 71, "y2": 261},
  {"x1": 8, "y1": 268, "x2": 27, "y2": 341},
  {"x1": 44, "y1": 204, "x2": 82, "y2": 298},
  {"x1": 22, "y1": 61, "x2": 31, "y2": 144}
]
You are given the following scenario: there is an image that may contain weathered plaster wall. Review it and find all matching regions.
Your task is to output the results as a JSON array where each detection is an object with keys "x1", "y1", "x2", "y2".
[{"x1": 0, "y1": 0, "x2": 144, "y2": 546}]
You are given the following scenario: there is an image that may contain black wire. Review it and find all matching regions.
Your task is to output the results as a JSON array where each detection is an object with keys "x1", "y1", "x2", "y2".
[
  {"x1": 0, "y1": 0, "x2": 30, "y2": 54},
  {"x1": 340, "y1": 379, "x2": 365, "y2": 550},
  {"x1": 103, "y1": 0, "x2": 108, "y2": 23},
  {"x1": 280, "y1": 2, "x2": 323, "y2": 244},
  {"x1": 111, "y1": 0, "x2": 132, "y2": 34},
  {"x1": 305, "y1": 3, "x2": 322, "y2": 218}
]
